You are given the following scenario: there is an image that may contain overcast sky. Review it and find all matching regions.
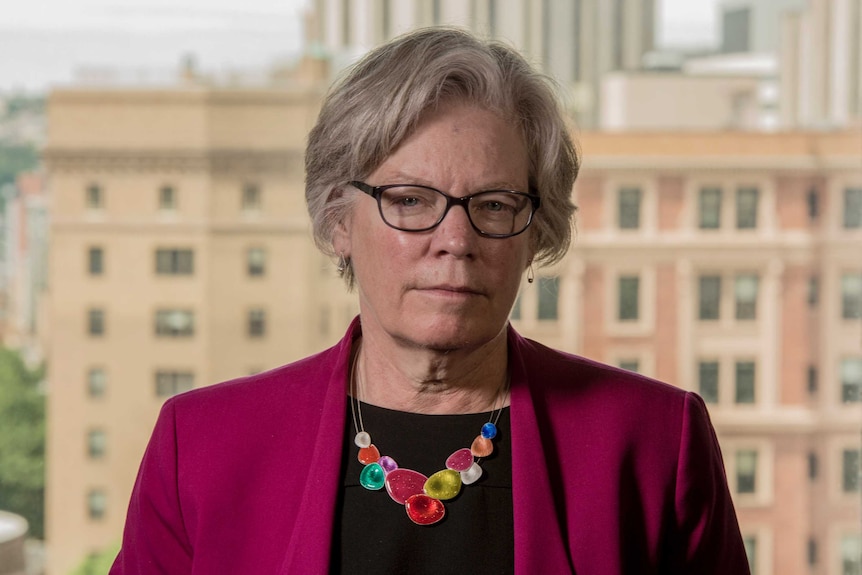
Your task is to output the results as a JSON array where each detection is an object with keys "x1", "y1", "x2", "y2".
[{"x1": 0, "y1": 0, "x2": 719, "y2": 93}]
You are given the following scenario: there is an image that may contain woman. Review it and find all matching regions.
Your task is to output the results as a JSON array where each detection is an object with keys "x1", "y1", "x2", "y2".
[{"x1": 112, "y1": 28, "x2": 750, "y2": 574}]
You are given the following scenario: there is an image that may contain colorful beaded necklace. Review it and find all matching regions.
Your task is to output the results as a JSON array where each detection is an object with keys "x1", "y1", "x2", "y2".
[{"x1": 349, "y1": 346, "x2": 509, "y2": 526}]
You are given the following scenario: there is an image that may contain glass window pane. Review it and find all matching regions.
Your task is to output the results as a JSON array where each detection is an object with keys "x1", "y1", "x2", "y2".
[
  {"x1": 735, "y1": 361, "x2": 756, "y2": 403},
  {"x1": 699, "y1": 361, "x2": 719, "y2": 403},
  {"x1": 86, "y1": 184, "x2": 102, "y2": 209},
  {"x1": 743, "y1": 535, "x2": 756, "y2": 574},
  {"x1": 155, "y1": 309, "x2": 194, "y2": 337},
  {"x1": 618, "y1": 276, "x2": 639, "y2": 321},
  {"x1": 699, "y1": 187, "x2": 722, "y2": 229},
  {"x1": 619, "y1": 360, "x2": 640, "y2": 373},
  {"x1": 844, "y1": 187, "x2": 862, "y2": 228},
  {"x1": 155, "y1": 371, "x2": 194, "y2": 397},
  {"x1": 242, "y1": 183, "x2": 261, "y2": 211},
  {"x1": 736, "y1": 450, "x2": 758, "y2": 493},
  {"x1": 88, "y1": 247, "x2": 103, "y2": 275},
  {"x1": 841, "y1": 358, "x2": 862, "y2": 403},
  {"x1": 842, "y1": 274, "x2": 862, "y2": 319},
  {"x1": 248, "y1": 308, "x2": 266, "y2": 337},
  {"x1": 88, "y1": 309, "x2": 104, "y2": 336},
  {"x1": 87, "y1": 368, "x2": 106, "y2": 398},
  {"x1": 87, "y1": 489, "x2": 106, "y2": 520},
  {"x1": 87, "y1": 429, "x2": 106, "y2": 459},
  {"x1": 736, "y1": 187, "x2": 758, "y2": 229},
  {"x1": 248, "y1": 248, "x2": 266, "y2": 276},
  {"x1": 618, "y1": 187, "x2": 641, "y2": 229},
  {"x1": 843, "y1": 449, "x2": 861, "y2": 493},
  {"x1": 842, "y1": 534, "x2": 862, "y2": 575},
  {"x1": 735, "y1": 274, "x2": 759, "y2": 320},
  {"x1": 159, "y1": 185, "x2": 176, "y2": 210},
  {"x1": 699, "y1": 275, "x2": 721, "y2": 320},
  {"x1": 537, "y1": 276, "x2": 559, "y2": 320}
]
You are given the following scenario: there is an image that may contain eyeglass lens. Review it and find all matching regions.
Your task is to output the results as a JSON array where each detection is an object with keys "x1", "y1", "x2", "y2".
[{"x1": 378, "y1": 186, "x2": 533, "y2": 236}]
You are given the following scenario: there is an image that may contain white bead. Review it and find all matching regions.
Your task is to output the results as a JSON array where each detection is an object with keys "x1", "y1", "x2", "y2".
[
  {"x1": 460, "y1": 462, "x2": 483, "y2": 485},
  {"x1": 354, "y1": 431, "x2": 372, "y2": 448}
]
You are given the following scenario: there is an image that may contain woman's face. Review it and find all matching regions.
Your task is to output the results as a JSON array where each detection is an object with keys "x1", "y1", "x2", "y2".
[{"x1": 335, "y1": 102, "x2": 533, "y2": 353}]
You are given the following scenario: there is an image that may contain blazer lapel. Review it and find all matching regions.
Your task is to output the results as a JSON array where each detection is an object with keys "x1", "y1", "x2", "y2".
[{"x1": 508, "y1": 328, "x2": 575, "y2": 574}]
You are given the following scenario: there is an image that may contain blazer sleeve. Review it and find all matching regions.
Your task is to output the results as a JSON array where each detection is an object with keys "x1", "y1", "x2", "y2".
[
  {"x1": 110, "y1": 400, "x2": 193, "y2": 574},
  {"x1": 673, "y1": 392, "x2": 750, "y2": 574}
]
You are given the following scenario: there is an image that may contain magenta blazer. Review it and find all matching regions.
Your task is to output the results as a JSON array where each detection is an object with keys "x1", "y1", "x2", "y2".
[{"x1": 112, "y1": 319, "x2": 750, "y2": 574}]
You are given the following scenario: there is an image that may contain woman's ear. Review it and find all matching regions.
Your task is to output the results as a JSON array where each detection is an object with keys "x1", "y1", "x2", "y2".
[{"x1": 332, "y1": 211, "x2": 352, "y2": 256}]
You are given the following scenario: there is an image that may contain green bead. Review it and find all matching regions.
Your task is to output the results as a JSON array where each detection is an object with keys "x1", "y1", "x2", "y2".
[
  {"x1": 360, "y1": 463, "x2": 385, "y2": 490},
  {"x1": 424, "y1": 469, "x2": 462, "y2": 500}
]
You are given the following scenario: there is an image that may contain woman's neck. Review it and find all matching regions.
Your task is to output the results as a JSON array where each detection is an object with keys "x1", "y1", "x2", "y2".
[{"x1": 352, "y1": 328, "x2": 510, "y2": 415}]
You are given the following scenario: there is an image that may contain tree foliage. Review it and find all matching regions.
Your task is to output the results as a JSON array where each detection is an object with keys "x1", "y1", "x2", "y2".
[
  {"x1": 0, "y1": 347, "x2": 45, "y2": 539},
  {"x1": 70, "y1": 541, "x2": 120, "y2": 575},
  {"x1": 0, "y1": 144, "x2": 39, "y2": 189}
]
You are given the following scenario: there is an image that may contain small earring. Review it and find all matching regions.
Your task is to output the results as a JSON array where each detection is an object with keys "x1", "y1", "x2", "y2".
[
  {"x1": 527, "y1": 260, "x2": 534, "y2": 284},
  {"x1": 336, "y1": 252, "x2": 348, "y2": 274}
]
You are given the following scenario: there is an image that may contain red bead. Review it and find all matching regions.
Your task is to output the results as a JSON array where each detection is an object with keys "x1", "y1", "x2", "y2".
[{"x1": 405, "y1": 494, "x2": 445, "y2": 525}]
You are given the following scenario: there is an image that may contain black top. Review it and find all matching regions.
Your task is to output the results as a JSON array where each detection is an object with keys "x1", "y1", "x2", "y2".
[{"x1": 333, "y1": 401, "x2": 514, "y2": 575}]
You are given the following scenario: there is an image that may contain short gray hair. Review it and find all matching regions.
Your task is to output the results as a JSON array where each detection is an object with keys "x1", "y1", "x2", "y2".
[{"x1": 305, "y1": 27, "x2": 579, "y2": 285}]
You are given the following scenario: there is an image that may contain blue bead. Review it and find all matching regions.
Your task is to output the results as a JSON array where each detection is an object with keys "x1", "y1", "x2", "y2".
[{"x1": 481, "y1": 422, "x2": 497, "y2": 439}]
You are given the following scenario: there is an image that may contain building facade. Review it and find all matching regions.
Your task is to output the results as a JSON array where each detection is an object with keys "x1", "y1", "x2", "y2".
[
  {"x1": 308, "y1": 0, "x2": 655, "y2": 128},
  {"x1": 42, "y1": 74, "x2": 364, "y2": 574},
  {"x1": 513, "y1": 130, "x2": 862, "y2": 575}
]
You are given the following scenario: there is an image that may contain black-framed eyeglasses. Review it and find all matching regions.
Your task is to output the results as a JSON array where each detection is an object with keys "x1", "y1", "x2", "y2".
[{"x1": 349, "y1": 181, "x2": 541, "y2": 238}]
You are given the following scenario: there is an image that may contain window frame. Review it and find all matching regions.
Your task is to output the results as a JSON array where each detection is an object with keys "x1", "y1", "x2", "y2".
[
  {"x1": 155, "y1": 248, "x2": 194, "y2": 276},
  {"x1": 154, "y1": 309, "x2": 195, "y2": 338},
  {"x1": 87, "y1": 308, "x2": 105, "y2": 336},
  {"x1": 88, "y1": 246, "x2": 104, "y2": 276},
  {"x1": 248, "y1": 308, "x2": 267, "y2": 338}
]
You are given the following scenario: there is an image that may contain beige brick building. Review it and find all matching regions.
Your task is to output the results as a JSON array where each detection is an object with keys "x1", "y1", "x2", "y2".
[{"x1": 44, "y1": 72, "x2": 862, "y2": 573}]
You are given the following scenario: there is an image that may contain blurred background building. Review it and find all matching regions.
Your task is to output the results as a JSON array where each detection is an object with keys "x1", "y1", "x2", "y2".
[{"x1": 0, "y1": 0, "x2": 851, "y2": 573}]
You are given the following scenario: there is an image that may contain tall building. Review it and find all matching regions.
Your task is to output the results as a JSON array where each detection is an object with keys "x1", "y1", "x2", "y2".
[
  {"x1": 42, "y1": 63, "x2": 361, "y2": 574},
  {"x1": 514, "y1": 130, "x2": 861, "y2": 575},
  {"x1": 308, "y1": 0, "x2": 655, "y2": 128},
  {"x1": 780, "y1": 0, "x2": 862, "y2": 129}
]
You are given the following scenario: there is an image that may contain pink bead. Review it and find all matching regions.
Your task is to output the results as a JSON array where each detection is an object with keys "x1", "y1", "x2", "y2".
[
  {"x1": 445, "y1": 448, "x2": 474, "y2": 472},
  {"x1": 385, "y1": 468, "x2": 428, "y2": 505}
]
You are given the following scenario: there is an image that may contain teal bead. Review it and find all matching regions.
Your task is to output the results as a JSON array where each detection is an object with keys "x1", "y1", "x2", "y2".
[{"x1": 360, "y1": 463, "x2": 385, "y2": 490}]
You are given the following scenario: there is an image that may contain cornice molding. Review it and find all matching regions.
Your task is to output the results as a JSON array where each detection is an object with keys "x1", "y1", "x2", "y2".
[{"x1": 43, "y1": 149, "x2": 304, "y2": 174}]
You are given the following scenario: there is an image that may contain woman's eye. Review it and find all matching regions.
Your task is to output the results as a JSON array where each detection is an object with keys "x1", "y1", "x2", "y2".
[{"x1": 400, "y1": 197, "x2": 420, "y2": 207}]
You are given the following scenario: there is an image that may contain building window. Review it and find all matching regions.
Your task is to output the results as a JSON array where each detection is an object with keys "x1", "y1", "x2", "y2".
[
  {"x1": 807, "y1": 365, "x2": 818, "y2": 394},
  {"x1": 808, "y1": 275, "x2": 819, "y2": 307},
  {"x1": 87, "y1": 489, "x2": 107, "y2": 520},
  {"x1": 247, "y1": 248, "x2": 266, "y2": 277},
  {"x1": 248, "y1": 308, "x2": 266, "y2": 337},
  {"x1": 807, "y1": 538, "x2": 817, "y2": 566},
  {"x1": 736, "y1": 449, "x2": 758, "y2": 494},
  {"x1": 841, "y1": 534, "x2": 862, "y2": 575},
  {"x1": 87, "y1": 368, "x2": 107, "y2": 398},
  {"x1": 844, "y1": 187, "x2": 862, "y2": 228},
  {"x1": 154, "y1": 309, "x2": 194, "y2": 337},
  {"x1": 734, "y1": 274, "x2": 759, "y2": 320},
  {"x1": 735, "y1": 361, "x2": 756, "y2": 404},
  {"x1": 742, "y1": 534, "x2": 756, "y2": 574},
  {"x1": 88, "y1": 247, "x2": 104, "y2": 276},
  {"x1": 155, "y1": 249, "x2": 194, "y2": 275},
  {"x1": 698, "y1": 187, "x2": 722, "y2": 229},
  {"x1": 698, "y1": 275, "x2": 721, "y2": 320},
  {"x1": 843, "y1": 449, "x2": 861, "y2": 493},
  {"x1": 808, "y1": 452, "x2": 818, "y2": 479},
  {"x1": 87, "y1": 429, "x2": 106, "y2": 459},
  {"x1": 242, "y1": 183, "x2": 261, "y2": 212},
  {"x1": 619, "y1": 360, "x2": 639, "y2": 373},
  {"x1": 807, "y1": 187, "x2": 819, "y2": 220},
  {"x1": 537, "y1": 276, "x2": 559, "y2": 320},
  {"x1": 842, "y1": 273, "x2": 862, "y2": 319},
  {"x1": 722, "y1": 7, "x2": 751, "y2": 53},
  {"x1": 159, "y1": 185, "x2": 176, "y2": 210},
  {"x1": 617, "y1": 187, "x2": 641, "y2": 229},
  {"x1": 88, "y1": 308, "x2": 105, "y2": 336},
  {"x1": 155, "y1": 371, "x2": 194, "y2": 397},
  {"x1": 698, "y1": 361, "x2": 719, "y2": 403},
  {"x1": 86, "y1": 183, "x2": 103, "y2": 209},
  {"x1": 736, "y1": 187, "x2": 758, "y2": 229},
  {"x1": 618, "y1": 275, "x2": 639, "y2": 321},
  {"x1": 841, "y1": 358, "x2": 862, "y2": 403}
]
